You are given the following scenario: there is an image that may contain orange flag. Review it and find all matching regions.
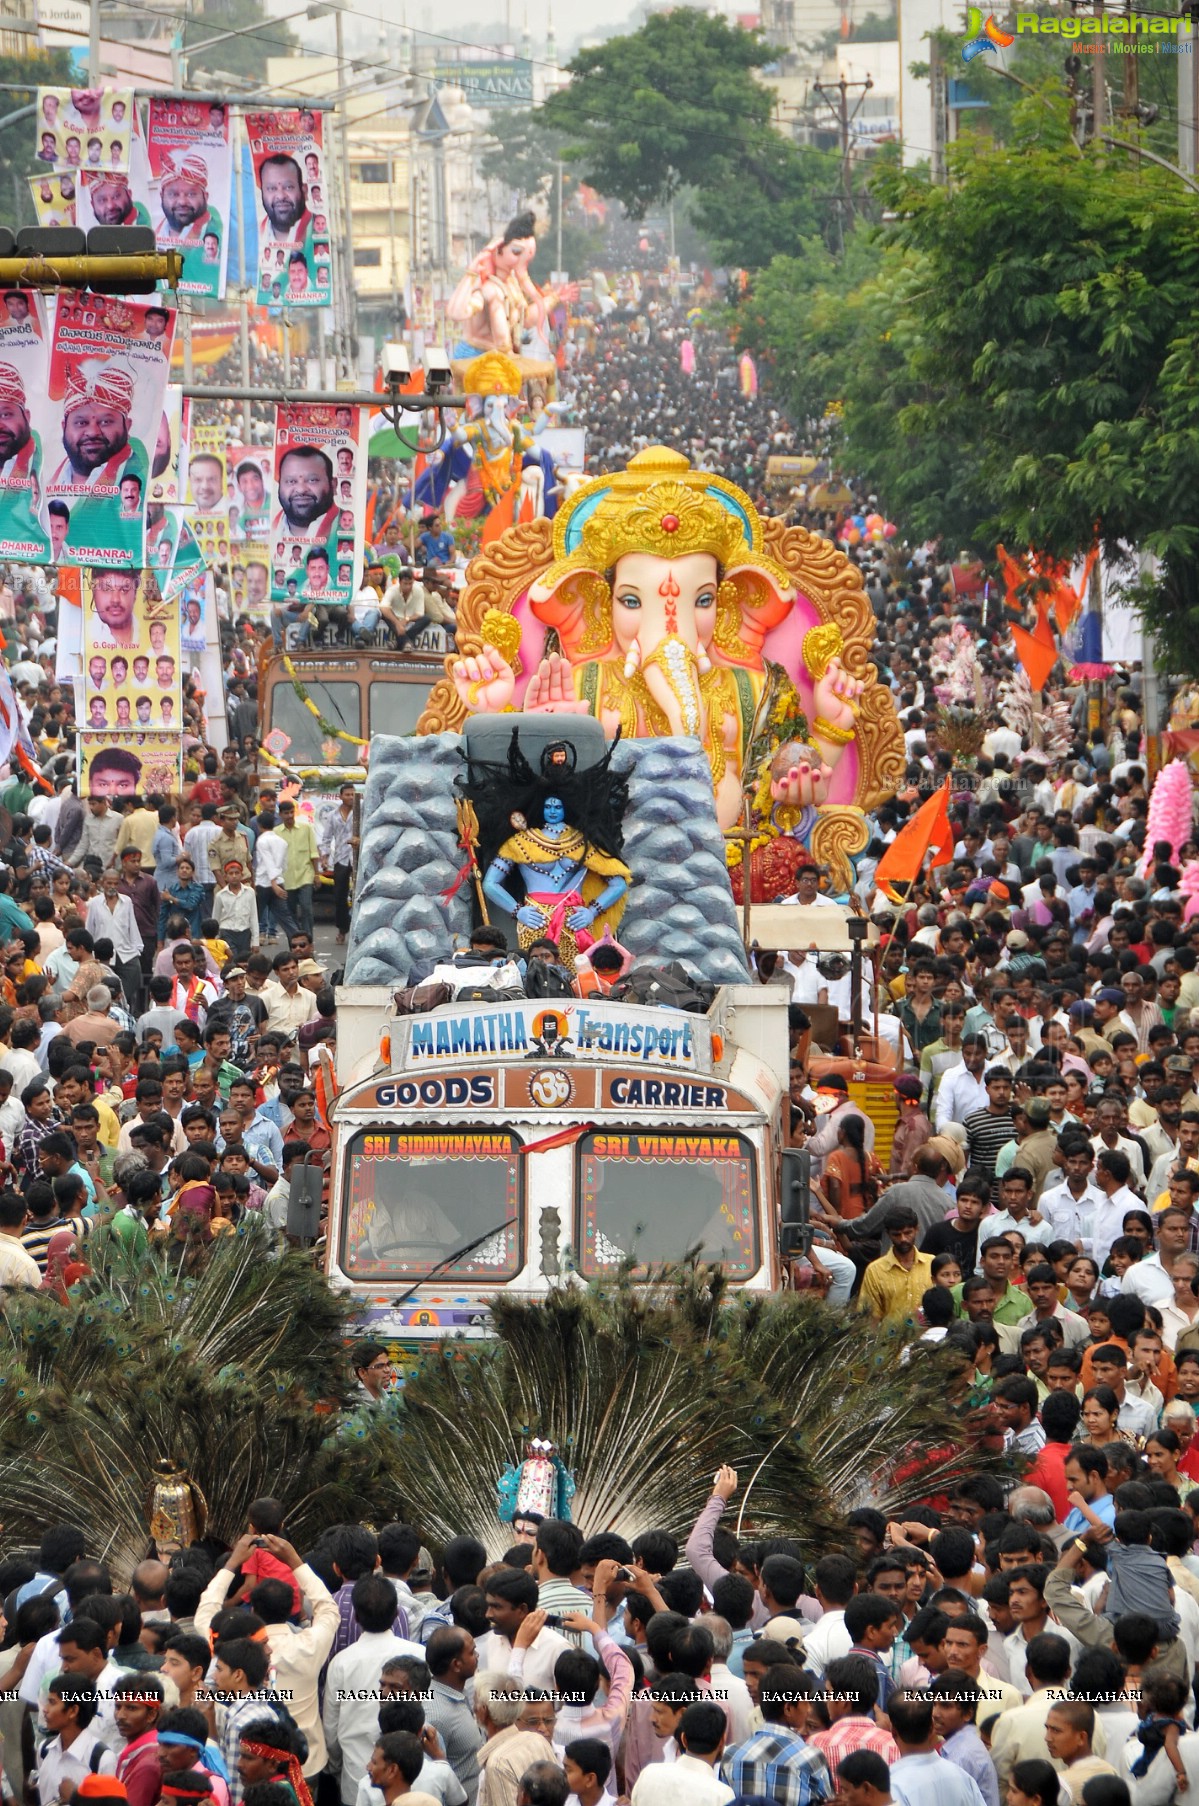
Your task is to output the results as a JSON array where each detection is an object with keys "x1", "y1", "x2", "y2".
[
  {"x1": 873, "y1": 779, "x2": 953, "y2": 903},
  {"x1": 1012, "y1": 621, "x2": 1059, "y2": 693},
  {"x1": 481, "y1": 481, "x2": 520, "y2": 546}
]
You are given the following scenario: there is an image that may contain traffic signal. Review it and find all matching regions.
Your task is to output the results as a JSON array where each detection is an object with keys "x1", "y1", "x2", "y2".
[
  {"x1": 84, "y1": 227, "x2": 160, "y2": 294},
  {"x1": 3, "y1": 226, "x2": 166, "y2": 295}
]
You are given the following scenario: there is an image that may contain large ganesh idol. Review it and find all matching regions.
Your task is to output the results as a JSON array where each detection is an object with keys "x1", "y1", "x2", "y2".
[{"x1": 416, "y1": 448, "x2": 904, "y2": 897}]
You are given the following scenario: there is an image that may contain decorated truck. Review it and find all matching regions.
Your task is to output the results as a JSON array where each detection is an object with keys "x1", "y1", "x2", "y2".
[{"x1": 325, "y1": 447, "x2": 902, "y2": 1355}]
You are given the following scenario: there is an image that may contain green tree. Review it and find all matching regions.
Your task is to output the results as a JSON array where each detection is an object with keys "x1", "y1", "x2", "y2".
[
  {"x1": 181, "y1": 0, "x2": 297, "y2": 88},
  {"x1": 537, "y1": 13, "x2": 841, "y2": 266},
  {"x1": 0, "y1": 49, "x2": 76, "y2": 230},
  {"x1": 738, "y1": 91, "x2": 1199, "y2": 666}
]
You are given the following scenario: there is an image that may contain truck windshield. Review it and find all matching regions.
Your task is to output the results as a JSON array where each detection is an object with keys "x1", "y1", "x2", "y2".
[
  {"x1": 369, "y1": 680, "x2": 435, "y2": 739},
  {"x1": 340, "y1": 1127, "x2": 522, "y2": 1280},
  {"x1": 577, "y1": 1129, "x2": 758, "y2": 1278},
  {"x1": 268, "y1": 680, "x2": 362, "y2": 767}
]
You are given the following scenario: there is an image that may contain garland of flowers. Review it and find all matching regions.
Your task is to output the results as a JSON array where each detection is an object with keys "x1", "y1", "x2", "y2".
[
  {"x1": 257, "y1": 741, "x2": 366, "y2": 787},
  {"x1": 281, "y1": 655, "x2": 370, "y2": 748}
]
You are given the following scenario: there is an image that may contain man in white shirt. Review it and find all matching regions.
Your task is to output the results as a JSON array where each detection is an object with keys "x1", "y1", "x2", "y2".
[
  {"x1": 934, "y1": 1038, "x2": 989, "y2": 1133},
  {"x1": 23, "y1": 1619, "x2": 124, "y2": 1751},
  {"x1": 196, "y1": 1532, "x2": 340, "y2": 1778},
  {"x1": 631, "y1": 1700, "x2": 733, "y2": 1804},
  {"x1": 85, "y1": 872, "x2": 143, "y2": 1010},
  {"x1": 323, "y1": 1575, "x2": 426, "y2": 1804},
  {"x1": 1122, "y1": 1207, "x2": 1194, "y2": 1308},
  {"x1": 1039, "y1": 1142, "x2": 1105, "y2": 1254},
  {"x1": 35, "y1": 1676, "x2": 117, "y2": 1806},
  {"x1": 0, "y1": 1189, "x2": 42, "y2": 1289},
  {"x1": 0, "y1": 1026, "x2": 42, "y2": 1095},
  {"x1": 476, "y1": 1569, "x2": 571, "y2": 1692},
  {"x1": 185, "y1": 809, "x2": 223, "y2": 900},
  {"x1": 1090, "y1": 1148, "x2": 1143, "y2": 1273},
  {"x1": 253, "y1": 813, "x2": 299, "y2": 943},
  {"x1": 796, "y1": 1558, "x2": 855, "y2": 1679}
]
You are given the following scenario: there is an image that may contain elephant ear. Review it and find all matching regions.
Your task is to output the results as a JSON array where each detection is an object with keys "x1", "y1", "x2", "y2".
[
  {"x1": 723, "y1": 561, "x2": 794, "y2": 635},
  {"x1": 528, "y1": 567, "x2": 612, "y2": 656}
]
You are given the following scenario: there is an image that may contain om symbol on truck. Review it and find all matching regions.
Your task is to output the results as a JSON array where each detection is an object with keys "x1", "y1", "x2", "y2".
[{"x1": 529, "y1": 1068, "x2": 573, "y2": 1108}]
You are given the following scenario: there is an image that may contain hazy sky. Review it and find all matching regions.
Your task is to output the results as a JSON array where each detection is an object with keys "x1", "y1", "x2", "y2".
[{"x1": 320, "y1": 0, "x2": 702, "y2": 65}]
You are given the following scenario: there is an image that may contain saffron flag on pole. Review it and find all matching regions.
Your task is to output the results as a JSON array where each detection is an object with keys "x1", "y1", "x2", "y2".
[
  {"x1": 873, "y1": 778, "x2": 953, "y2": 903},
  {"x1": 1011, "y1": 621, "x2": 1059, "y2": 694}
]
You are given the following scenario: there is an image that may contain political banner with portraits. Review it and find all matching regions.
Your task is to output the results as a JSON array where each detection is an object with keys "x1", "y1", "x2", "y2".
[
  {"x1": 81, "y1": 730, "x2": 182, "y2": 799},
  {"x1": 148, "y1": 384, "x2": 183, "y2": 507},
  {"x1": 231, "y1": 541, "x2": 271, "y2": 625},
  {"x1": 83, "y1": 563, "x2": 180, "y2": 742},
  {"x1": 185, "y1": 420, "x2": 228, "y2": 518},
  {"x1": 0, "y1": 294, "x2": 50, "y2": 564},
  {"x1": 270, "y1": 402, "x2": 365, "y2": 607},
  {"x1": 147, "y1": 507, "x2": 205, "y2": 602},
  {"x1": 35, "y1": 87, "x2": 134, "y2": 174},
  {"x1": 228, "y1": 442, "x2": 272, "y2": 541},
  {"x1": 246, "y1": 109, "x2": 332, "y2": 309},
  {"x1": 179, "y1": 567, "x2": 213, "y2": 663},
  {"x1": 28, "y1": 172, "x2": 76, "y2": 226},
  {"x1": 147, "y1": 98, "x2": 231, "y2": 301},
  {"x1": 77, "y1": 166, "x2": 152, "y2": 235},
  {"x1": 34, "y1": 293, "x2": 175, "y2": 568}
]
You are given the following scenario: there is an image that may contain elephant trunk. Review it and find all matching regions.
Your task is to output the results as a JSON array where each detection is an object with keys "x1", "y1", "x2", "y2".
[{"x1": 640, "y1": 636, "x2": 705, "y2": 741}]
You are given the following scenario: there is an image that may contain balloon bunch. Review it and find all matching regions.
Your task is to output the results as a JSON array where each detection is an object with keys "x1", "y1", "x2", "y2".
[{"x1": 837, "y1": 510, "x2": 897, "y2": 547}]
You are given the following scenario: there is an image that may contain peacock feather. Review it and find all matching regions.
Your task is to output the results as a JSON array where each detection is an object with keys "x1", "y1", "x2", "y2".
[
  {"x1": 383, "y1": 1265, "x2": 996, "y2": 1558},
  {"x1": 0, "y1": 1227, "x2": 397, "y2": 1579},
  {"x1": 0, "y1": 1242, "x2": 993, "y2": 1577}
]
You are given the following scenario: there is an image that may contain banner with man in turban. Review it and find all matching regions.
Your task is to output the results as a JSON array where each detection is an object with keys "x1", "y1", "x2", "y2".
[
  {"x1": 77, "y1": 168, "x2": 152, "y2": 234},
  {"x1": 0, "y1": 295, "x2": 50, "y2": 563},
  {"x1": 147, "y1": 99, "x2": 231, "y2": 300},
  {"x1": 246, "y1": 109, "x2": 331, "y2": 308},
  {"x1": 271, "y1": 401, "x2": 366, "y2": 607},
  {"x1": 34, "y1": 293, "x2": 175, "y2": 567}
]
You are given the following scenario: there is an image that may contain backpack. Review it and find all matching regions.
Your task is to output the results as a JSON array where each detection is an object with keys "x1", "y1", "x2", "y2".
[
  {"x1": 524, "y1": 960, "x2": 574, "y2": 1000},
  {"x1": 610, "y1": 962, "x2": 716, "y2": 1015}
]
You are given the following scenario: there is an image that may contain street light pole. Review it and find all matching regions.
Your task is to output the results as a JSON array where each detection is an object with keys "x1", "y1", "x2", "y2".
[{"x1": 334, "y1": 3, "x2": 357, "y2": 381}]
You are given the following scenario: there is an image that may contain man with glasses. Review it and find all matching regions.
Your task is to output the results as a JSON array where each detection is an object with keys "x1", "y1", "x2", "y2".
[{"x1": 353, "y1": 1340, "x2": 395, "y2": 1404}]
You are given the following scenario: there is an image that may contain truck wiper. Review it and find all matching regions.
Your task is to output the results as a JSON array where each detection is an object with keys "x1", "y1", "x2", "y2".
[{"x1": 391, "y1": 1216, "x2": 519, "y2": 1309}]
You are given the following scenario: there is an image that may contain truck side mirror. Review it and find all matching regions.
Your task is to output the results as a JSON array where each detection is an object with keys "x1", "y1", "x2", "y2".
[
  {"x1": 286, "y1": 1156, "x2": 323, "y2": 1242},
  {"x1": 779, "y1": 1147, "x2": 810, "y2": 1258}
]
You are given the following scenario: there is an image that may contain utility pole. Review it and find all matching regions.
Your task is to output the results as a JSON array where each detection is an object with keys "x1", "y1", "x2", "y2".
[
  {"x1": 1092, "y1": 0, "x2": 1107, "y2": 147},
  {"x1": 232, "y1": 110, "x2": 252, "y2": 444},
  {"x1": 1180, "y1": 6, "x2": 1198, "y2": 175},
  {"x1": 87, "y1": 0, "x2": 101, "y2": 82},
  {"x1": 929, "y1": 35, "x2": 947, "y2": 185},
  {"x1": 555, "y1": 159, "x2": 562, "y2": 275},
  {"x1": 812, "y1": 75, "x2": 873, "y2": 247},
  {"x1": 334, "y1": 3, "x2": 357, "y2": 380}
]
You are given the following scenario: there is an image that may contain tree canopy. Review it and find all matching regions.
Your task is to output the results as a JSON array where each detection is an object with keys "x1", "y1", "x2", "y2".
[
  {"x1": 736, "y1": 91, "x2": 1199, "y2": 668},
  {"x1": 0, "y1": 49, "x2": 77, "y2": 229},
  {"x1": 182, "y1": 0, "x2": 297, "y2": 87},
  {"x1": 537, "y1": 12, "x2": 841, "y2": 268}
]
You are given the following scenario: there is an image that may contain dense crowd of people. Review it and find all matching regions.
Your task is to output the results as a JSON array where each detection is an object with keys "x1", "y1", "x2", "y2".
[{"x1": 0, "y1": 262, "x2": 1189, "y2": 1806}]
